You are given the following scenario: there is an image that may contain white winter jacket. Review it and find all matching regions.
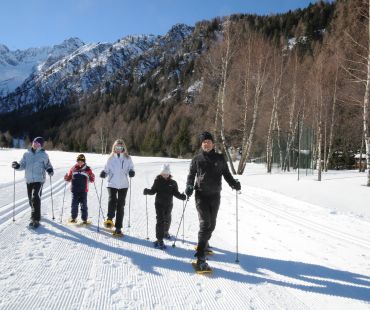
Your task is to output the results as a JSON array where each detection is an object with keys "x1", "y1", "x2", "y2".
[{"x1": 103, "y1": 154, "x2": 134, "y2": 189}]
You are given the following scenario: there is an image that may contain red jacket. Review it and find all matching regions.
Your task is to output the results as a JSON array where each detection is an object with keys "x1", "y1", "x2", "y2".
[{"x1": 64, "y1": 163, "x2": 95, "y2": 192}]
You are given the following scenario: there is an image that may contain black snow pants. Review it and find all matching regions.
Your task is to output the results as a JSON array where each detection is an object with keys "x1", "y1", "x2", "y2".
[
  {"x1": 107, "y1": 187, "x2": 128, "y2": 229},
  {"x1": 195, "y1": 191, "x2": 220, "y2": 260},
  {"x1": 27, "y1": 182, "x2": 43, "y2": 221},
  {"x1": 155, "y1": 202, "x2": 173, "y2": 241}
]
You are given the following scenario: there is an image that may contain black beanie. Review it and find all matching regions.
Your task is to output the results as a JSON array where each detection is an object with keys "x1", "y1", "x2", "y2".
[{"x1": 199, "y1": 131, "x2": 214, "y2": 143}]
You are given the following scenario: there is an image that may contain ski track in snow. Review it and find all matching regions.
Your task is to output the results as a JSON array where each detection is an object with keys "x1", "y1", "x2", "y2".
[{"x1": 0, "y1": 159, "x2": 369, "y2": 309}]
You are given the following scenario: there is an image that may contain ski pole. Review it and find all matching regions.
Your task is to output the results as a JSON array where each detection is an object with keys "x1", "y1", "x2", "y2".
[
  {"x1": 145, "y1": 194, "x2": 149, "y2": 240},
  {"x1": 93, "y1": 182, "x2": 105, "y2": 221},
  {"x1": 60, "y1": 181, "x2": 67, "y2": 223},
  {"x1": 172, "y1": 199, "x2": 189, "y2": 248},
  {"x1": 97, "y1": 179, "x2": 104, "y2": 232},
  {"x1": 235, "y1": 189, "x2": 240, "y2": 263},
  {"x1": 13, "y1": 169, "x2": 16, "y2": 222},
  {"x1": 50, "y1": 175, "x2": 55, "y2": 220},
  {"x1": 128, "y1": 178, "x2": 132, "y2": 228},
  {"x1": 182, "y1": 199, "x2": 185, "y2": 243}
]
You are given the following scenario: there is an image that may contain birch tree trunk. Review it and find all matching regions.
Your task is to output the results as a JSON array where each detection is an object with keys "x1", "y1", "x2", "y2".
[
  {"x1": 266, "y1": 51, "x2": 283, "y2": 173},
  {"x1": 365, "y1": 0, "x2": 370, "y2": 186},
  {"x1": 218, "y1": 19, "x2": 236, "y2": 174},
  {"x1": 283, "y1": 53, "x2": 298, "y2": 172},
  {"x1": 238, "y1": 54, "x2": 269, "y2": 174},
  {"x1": 325, "y1": 59, "x2": 339, "y2": 172}
]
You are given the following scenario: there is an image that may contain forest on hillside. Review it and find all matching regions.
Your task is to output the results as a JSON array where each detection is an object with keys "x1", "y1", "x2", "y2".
[{"x1": 1, "y1": 0, "x2": 368, "y2": 173}]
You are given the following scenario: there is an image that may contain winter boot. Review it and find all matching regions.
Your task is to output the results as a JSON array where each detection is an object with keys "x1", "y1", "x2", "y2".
[
  {"x1": 194, "y1": 244, "x2": 214, "y2": 256},
  {"x1": 154, "y1": 240, "x2": 166, "y2": 249},
  {"x1": 104, "y1": 218, "x2": 114, "y2": 228},
  {"x1": 68, "y1": 218, "x2": 77, "y2": 223},
  {"x1": 164, "y1": 233, "x2": 171, "y2": 240},
  {"x1": 195, "y1": 259, "x2": 211, "y2": 272},
  {"x1": 29, "y1": 220, "x2": 40, "y2": 228}
]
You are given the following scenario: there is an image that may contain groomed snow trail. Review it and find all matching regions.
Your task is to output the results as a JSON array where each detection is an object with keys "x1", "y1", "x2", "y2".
[{"x1": 0, "y1": 155, "x2": 369, "y2": 309}]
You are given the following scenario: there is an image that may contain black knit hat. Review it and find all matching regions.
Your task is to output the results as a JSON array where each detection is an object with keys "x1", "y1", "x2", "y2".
[
  {"x1": 199, "y1": 131, "x2": 214, "y2": 143},
  {"x1": 32, "y1": 136, "x2": 44, "y2": 147},
  {"x1": 77, "y1": 154, "x2": 86, "y2": 162}
]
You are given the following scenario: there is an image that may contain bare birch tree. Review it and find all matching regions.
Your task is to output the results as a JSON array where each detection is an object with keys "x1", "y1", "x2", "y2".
[{"x1": 237, "y1": 35, "x2": 271, "y2": 174}]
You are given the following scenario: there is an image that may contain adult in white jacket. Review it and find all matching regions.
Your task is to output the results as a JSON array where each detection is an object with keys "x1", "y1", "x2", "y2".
[{"x1": 100, "y1": 139, "x2": 135, "y2": 236}]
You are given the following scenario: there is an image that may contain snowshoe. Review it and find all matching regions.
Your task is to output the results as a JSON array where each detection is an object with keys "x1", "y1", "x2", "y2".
[
  {"x1": 104, "y1": 218, "x2": 114, "y2": 228},
  {"x1": 79, "y1": 220, "x2": 92, "y2": 226},
  {"x1": 192, "y1": 259, "x2": 212, "y2": 274},
  {"x1": 112, "y1": 229, "x2": 124, "y2": 237},
  {"x1": 164, "y1": 233, "x2": 172, "y2": 240},
  {"x1": 154, "y1": 240, "x2": 166, "y2": 250}
]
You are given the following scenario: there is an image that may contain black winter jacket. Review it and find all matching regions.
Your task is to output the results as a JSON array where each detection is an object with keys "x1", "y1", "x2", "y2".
[
  {"x1": 186, "y1": 149, "x2": 237, "y2": 195},
  {"x1": 147, "y1": 175, "x2": 184, "y2": 206}
]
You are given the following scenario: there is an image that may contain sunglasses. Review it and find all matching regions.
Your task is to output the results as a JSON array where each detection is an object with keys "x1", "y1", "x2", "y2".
[{"x1": 115, "y1": 145, "x2": 125, "y2": 151}]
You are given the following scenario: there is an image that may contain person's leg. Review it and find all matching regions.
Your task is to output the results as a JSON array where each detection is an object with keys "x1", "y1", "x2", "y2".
[
  {"x1": 155, "y1": 203, "x2": 166, "y2": 242},
  {"x1": 80, "y1": 192, "x2": 88, "y2": 221},
  {"x1": 107, "y1": 187, "x2": 118, "y2": 220},
  {"x1": 114, "y1": 188, "x2": 128, "y2": 230},
  {"x1": 27, "y1": 183, "x2": 33, "y2": 218},
  {"x1": 31, "y1": 182, "x2": 43, "y2": 222},
  {"x1": 207, "y1": 193, "x2": 220, "y2": 243},
  {"x1": 164, "y1": 204, "x2": 173, "y2": 237},
  {"x1": 195, "y1": 192, "x2": 212, "y2": 260},
  {"x1": 71, "y1": 192, "x2": 79, "y2": 220}
]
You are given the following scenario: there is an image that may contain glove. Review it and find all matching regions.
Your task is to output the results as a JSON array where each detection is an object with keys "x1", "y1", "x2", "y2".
[
  {"x1": 100, "y1": 170, "x2": 107, "y2": 178},
  {"x1": 46, "y1": 168, "x2": 54, "y2": 176},
  {"x1": 64, "y1": 174, "x2": 69, "y2": 181},
  {"x1": 185, "y1": 185, "x2": 193, "y2": 197},
  {"x1": 179, "y1": 193, "x2": 186, "y2": 201},
  {"x1": 143, "y1": 188, "x2": 150, "y2": 195},
  {"x1": 233, "y1": 181, "x2": 241, "y2": 191},
  {"x1": 12, "y1": 161, "x2": 20, "y2": 169},
  {"x1": 128, "y1": 170, "x2": 135, "y2": 178}
]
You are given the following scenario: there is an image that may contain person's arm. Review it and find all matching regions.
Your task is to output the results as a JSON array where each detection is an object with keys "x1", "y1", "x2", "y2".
[
  {"x1": 185, "y1": 157, "x2": 197, "y2": 196},
  {"x1": 100, "y1": 159, "x2": 110, "y2": 178},
  {"x1": 222, "y1": 156, "x2": 240, "y2": 190},
  {"x1": 44, "y1": 154, "x2": 54, "y2": 176},
  {"x1": 128, "y1": 157, "x2": 135, "y2": 177},
  {"x1": 173, "y1": 181, "x2": 186, "y2": 200},
  {"x1": 146, "y1": 178, "x2": 159, "y2": 195},
  {"x1": 87, "y1": 167, "x2": 95, "y2": 183},
  {"x1": 17, "y1": 153, "x2": 27, "y2": 171},
  {"x1": 64, "y1": 167, "x2": 73, "y2": 182}
]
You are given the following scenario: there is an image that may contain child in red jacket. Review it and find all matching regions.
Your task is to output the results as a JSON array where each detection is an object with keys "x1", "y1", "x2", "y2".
[{"x1": 64, "y1": 154, "x2": 95, "y2": 223}]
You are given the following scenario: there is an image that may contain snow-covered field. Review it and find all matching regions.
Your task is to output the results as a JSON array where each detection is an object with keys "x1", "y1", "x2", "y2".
[{"x1": 0, "y1": 149, "x2": 369, "y2": 309}]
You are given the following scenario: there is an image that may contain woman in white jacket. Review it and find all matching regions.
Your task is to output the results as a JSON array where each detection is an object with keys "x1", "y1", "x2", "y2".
[{"x1": 100, "y1": 139, "x2": 135, "y2": 236}]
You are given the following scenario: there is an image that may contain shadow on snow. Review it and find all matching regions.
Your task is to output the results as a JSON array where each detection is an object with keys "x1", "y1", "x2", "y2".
[{"x1": 40, "y1": 219, "x2": 370, "y2": 303}]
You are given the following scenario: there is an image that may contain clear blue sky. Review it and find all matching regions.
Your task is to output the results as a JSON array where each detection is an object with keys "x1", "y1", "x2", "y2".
[{"x1": 0, "y1": 0, "x2": 322, "y2": 50}]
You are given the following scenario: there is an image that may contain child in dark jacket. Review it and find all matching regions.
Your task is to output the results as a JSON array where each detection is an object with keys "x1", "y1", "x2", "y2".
[
  {"x1": 64, "y1": 154, "x2": 95, "y2": 224},
  {"x1": 143, "y1": 164, "x2": 186, "y2": 249}
]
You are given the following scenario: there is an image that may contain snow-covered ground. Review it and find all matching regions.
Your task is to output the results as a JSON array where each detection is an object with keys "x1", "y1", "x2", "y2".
[{"x1": 0, "y1": 149, "x2": 369, "y2": 309}]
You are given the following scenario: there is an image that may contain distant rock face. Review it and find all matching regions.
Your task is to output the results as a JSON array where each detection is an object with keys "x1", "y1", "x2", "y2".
[
  {"x1": 0, "y1": 38, "x2": 84, "y2": 96},
  {"x1": 0, "y1": 24, "x2": 194, "y2": 113}
]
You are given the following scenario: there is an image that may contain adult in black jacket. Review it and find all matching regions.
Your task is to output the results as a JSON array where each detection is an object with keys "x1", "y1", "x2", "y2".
[
  {"x1": 144, "y1": 164, "x2": 186, "y2": 248},
  {"x1": 185, "y1": 131, "x2": 241, "y2": 270}
]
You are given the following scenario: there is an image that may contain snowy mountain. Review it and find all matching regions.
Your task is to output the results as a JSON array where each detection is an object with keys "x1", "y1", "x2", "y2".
[
  {"x1": 0, "y1": 38, "x2": 84, "y2": 97},
  {"x1": 0, "y1": 24, "x2": 194, "y2": 113}
]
